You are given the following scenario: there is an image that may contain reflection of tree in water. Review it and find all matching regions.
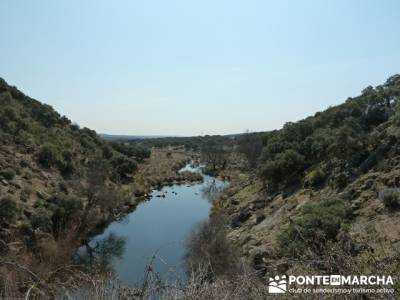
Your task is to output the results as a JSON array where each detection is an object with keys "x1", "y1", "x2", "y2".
[
  {"x1": 201, "y1": 180, "x2": 225, "y2": 203},
  {"x1": 74, "y1": 232, "x2": 126, "y2": 272}
]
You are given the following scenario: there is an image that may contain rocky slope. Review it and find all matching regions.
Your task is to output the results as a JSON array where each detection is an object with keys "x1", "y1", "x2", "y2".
[
  {"x1": 0, "y1": 77, "x2": 152, "y2": 240},
  {"x1": 0, "y1": 78, "x2": 205, "y2": 298},
  {"x1": 216, "y1": 75, "x2": 400, "y2": 276}
]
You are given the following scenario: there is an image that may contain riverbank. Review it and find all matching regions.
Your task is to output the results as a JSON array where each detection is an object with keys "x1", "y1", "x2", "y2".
[
  {"x1": 85, "y1": 148, "x2": 204, "y2": 238},
  {"x1": 212, "y1": 163, "x2": 400, "y2": 281},
  {"x1": 81, "y1": 162, "x2": 227, "y2": 287},
  {"x1": 0, "y1": 148, "x2": 205, "y2": 299}
]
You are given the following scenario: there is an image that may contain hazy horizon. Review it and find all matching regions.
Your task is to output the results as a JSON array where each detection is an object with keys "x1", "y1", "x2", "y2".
[{"x1": 1, "y1": 0, "x2": 400, "y2": 136}]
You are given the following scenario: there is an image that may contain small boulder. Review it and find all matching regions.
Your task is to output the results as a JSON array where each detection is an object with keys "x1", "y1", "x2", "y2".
[
  {"x1": 231, "y1": 209, "x2": 251, "y2": 228},
  {"x1": 36, "y1": 191, "x2": 48, "y2": 200},
  {"x1": 255, "y1": 212, "x2": 265, "y2": 224},
  {"x1": 251, "y1": 250, "x2": 268, "y2": 275}
]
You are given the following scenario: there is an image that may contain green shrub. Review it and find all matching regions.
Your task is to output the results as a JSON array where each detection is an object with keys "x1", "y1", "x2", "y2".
[
  {"x1": 279, "y1": 198, "x2": 350, "y2": 257},
  {"x1": 0, "y1": 196, "x2": 18, "y2": 222},
  {"x1": 58, "y1": 160, "x2": 75, "y2": 177},
  {"x1": 59, "y1": 181, "x2": 69, "y2": 193},
  {"x1": 3, "y1": 107, "x2": 18, "y2": 121},
  {"x1": 330, "y1": 172, "x2": 348, "y2": 189},
  {"x1": 37, "y1": 143, "x2": 75, "y2": 176},
  {"x1": 20, "y1": 187, "x2": 32, "y2": 202},
  {"x1": 260, "y1": 149, "x2": 305, "y2": 188},
  {"x1": 22, "y1": 169, "x2": 33, "y2": 180},
  {"x1": 32, "y1": 103, "x2": 60, "y2": 128},
  {"x1": 19, "y1": 221, "x2": 33, "y2": 237},
  {"x1": 31, "y1": 207, "x2": 52, "y2": 231},
  {"x1": 110, "y1": 142, "x2": 150, "y2": 162},
  {"x1": 58, "y1": 150, "x2": 75, "y2": 176},
  {"x1": 37, "y1": 143, "x2": 60, "y2": 168},
  {"x1": 14, "y1": 130, "x2": 35, "y2": 151},
  {"x1": 380, "y1": 189, "x2": 400, "y2": 210},
  {"x1": 50, "y1": 195, "x2": 83, "y2": 235},
  {"x1": 111, "y1": 155, "x2": 138, "y2": 182},
  {"x1": 101, "y1": 144, "x2": 113, "y2": 159},
  {"x1": 20, "y1": 160, "x2": 29, "y2": 168},
  {"x1": 306, "y1": 168, "x2": 326, "y2": 188},
  {"x1": 0, "y1": 167, "x2": 16, "y2": 180}
]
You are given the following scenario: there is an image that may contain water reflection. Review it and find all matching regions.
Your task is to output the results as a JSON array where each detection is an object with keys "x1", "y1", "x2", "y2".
[
  {"x1": 74, "y1": 164, "x2": 228, "y2": 286},
  {"x1": 201, "y1": 179, "x2": 225, "y2": 203},
  {"x1": 75, "y1": 233, "x2": 126, "y2": 270}
]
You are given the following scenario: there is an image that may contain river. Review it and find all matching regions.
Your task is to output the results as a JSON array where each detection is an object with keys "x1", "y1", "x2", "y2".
[{"x1": 76, "y1": 164, "x2": 227, "y2": 286}]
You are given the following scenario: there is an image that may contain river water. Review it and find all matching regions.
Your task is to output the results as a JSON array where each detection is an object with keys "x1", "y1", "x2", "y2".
[{"x1": 78, "y1": 164, "x2": 227, "y2": 286}]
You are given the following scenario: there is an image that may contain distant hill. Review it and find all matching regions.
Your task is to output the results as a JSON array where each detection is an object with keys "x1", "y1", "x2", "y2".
[{"x1": 99, "y1": 133, "x2": 176, "y2": 141}]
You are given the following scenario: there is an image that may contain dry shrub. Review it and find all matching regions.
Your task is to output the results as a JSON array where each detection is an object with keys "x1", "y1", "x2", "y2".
[{"x1": 184, "y1": 213, "x2": 239, "y2": 279}]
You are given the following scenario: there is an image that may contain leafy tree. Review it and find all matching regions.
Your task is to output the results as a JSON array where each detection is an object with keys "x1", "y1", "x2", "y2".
[
  {"x1": 37, "y1": 143, "x2": 60, "y2": 168},
  {"x1": 111, "y1": 155, "x2": 138, "y2": 182},
  {"x1": 364, "y1": 103, "x2": 388, "y2": 126},
  {"x1": 260, "y1": 149, "x2": 305, "y2": 188}
]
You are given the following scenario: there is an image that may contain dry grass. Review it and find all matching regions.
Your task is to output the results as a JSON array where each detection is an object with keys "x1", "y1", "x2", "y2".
[
  {"x1": 131, "y1": 148, "x2": 200, "y2": 197},
  {"x1": 2, "y1": 239, "x2": 399, "y2": 299}
]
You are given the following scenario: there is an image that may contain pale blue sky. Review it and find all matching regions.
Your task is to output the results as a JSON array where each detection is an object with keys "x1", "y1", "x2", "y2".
[{"x1": 1, "y1": 0, "x2": 399, "y2": 136}]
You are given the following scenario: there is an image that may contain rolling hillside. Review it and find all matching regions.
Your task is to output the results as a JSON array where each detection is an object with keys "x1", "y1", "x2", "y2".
[{"x1": 216, "y1": 74, "x2": 400, "y2": 277}]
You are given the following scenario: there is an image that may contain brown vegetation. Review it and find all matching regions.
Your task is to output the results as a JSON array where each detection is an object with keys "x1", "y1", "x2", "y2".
[{"x1": 131, "y1": 148, "x2": 201, "y2": 198}]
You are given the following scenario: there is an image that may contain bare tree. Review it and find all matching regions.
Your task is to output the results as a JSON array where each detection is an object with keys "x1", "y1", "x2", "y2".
[
  {"x1": 200, "y1": 140, "x2": 228, "y2": 172},
  {"x1": 237, "y1": 131, "x2": 263, "y2": 168}
]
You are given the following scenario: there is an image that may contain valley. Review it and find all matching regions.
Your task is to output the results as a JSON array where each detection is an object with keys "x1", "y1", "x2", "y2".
[{"x1": 1, "y1": 75, "x2": 400, "y2": 299}]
